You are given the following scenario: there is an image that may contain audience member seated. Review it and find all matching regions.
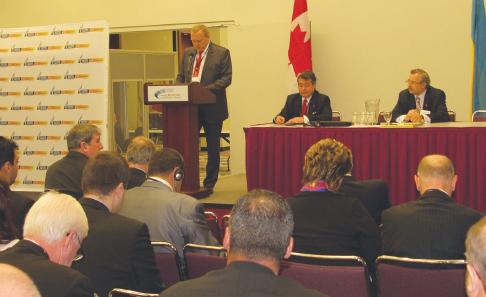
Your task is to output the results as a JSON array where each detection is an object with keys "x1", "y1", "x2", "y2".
[
  {"x1": 0, "y1": 192, "x2": 96, "y2": 297},
  {"x1": 120, "y1": 148, "x2": 218, "y2": 259},
  {"x1": 74, "y1": 152, "x2": 163, "y2": 297},
  {"x1": 465, "y1": 217, "x2": 486, "y2": 297},
  {"x1": 0, "y1": 136, "x2": 34, "y2": 239},
  {"x1": 287, "y1": 138, "x2": 381, "y2": 268},
  {"x1": 0, "y1": 263, "x2": 41, "y2": 297},
  {"x1": 382, "y1": 154, "x2": 483, "y2": 259},
  {"x1": 273, "y1": 71, "x2": 332, "y2": 125},
  {"x1": 45, "y1": 124, "x2": 103, "y2": 199},
  {"x1": 339, "y1": 173, "x2": 390, "y2": 225},
  {"x1": 160, "y1": 189, "x2": 327, "y2": 297},
  {"x1": 391, "y1": 68, "x2": 449, "y2": 123},
  {"x1": 125, "y1": 136, "x2": 155, "y2": 189}
]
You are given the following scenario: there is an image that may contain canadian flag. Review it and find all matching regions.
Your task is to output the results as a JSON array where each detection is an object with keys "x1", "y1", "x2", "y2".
[{"x1": 288, "y1": 0, "x2": 312, "y2": 76}]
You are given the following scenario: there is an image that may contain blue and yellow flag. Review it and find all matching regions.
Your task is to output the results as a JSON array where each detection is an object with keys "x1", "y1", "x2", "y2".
[{"x1": 472, "y1": 0, "x2": 486, "y2": 111}]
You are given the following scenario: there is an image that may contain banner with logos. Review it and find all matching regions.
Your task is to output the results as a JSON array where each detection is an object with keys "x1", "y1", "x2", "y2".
[{"x1": 0, "y1": 20, "x2": 108, "y2": 191}]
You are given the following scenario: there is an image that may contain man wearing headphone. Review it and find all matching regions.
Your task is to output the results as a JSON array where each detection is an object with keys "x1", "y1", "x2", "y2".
[{"x1": 119, "y1": 148, "x2": 218, "y2": 258}]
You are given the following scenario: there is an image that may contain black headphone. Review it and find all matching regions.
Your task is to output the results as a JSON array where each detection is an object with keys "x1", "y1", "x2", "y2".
[{"x1": 174, "y1": 167, "x2": 184, "y2": 181}]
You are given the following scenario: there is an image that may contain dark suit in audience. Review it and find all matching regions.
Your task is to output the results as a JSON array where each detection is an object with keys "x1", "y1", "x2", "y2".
[
  {"x1": 127, "y1": 167, "x2": 147, "y2": 189},
  {"x1": 0, "y1": 240, "x2": 95, "y2": 297},
  {"x1": 382, "y1": 189, "x2": 483, "y2": 259},
  {"x1": 339, "y1": 176, "x2": 390, "y2": 225},
  {"x1": 7, "y1": 191, "x2": 34, "y2": 235}
]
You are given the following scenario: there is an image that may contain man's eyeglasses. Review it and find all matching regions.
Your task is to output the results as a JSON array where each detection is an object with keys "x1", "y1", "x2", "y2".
[
  {"x1": 73, "y1": 233, "x2": 84, "y2": 262},
  {"x1": 406, "y1": 79, "x2": 423, "y2": 85}
]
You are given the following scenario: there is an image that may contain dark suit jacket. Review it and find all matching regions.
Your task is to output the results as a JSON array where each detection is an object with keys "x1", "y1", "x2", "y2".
[
  {"x1": 127, "y1": 167, "x2": 147, "y2": 190},
  {"x1": 176, "y1": 42, "x2": 232, "y2": 123},
  {"x1": 0, "y1": 240, "x2": 96, "y2": 297},
  {"x1": 287, "y1": 191, "x2": 381, "y2": 267},
  {"x1": 391, "y1": 85, "x2": 449, "y2": 122},
  {"x1": 74, "y1": 198, "x2": 163, "y2": 297},
  {"x1": 339, "y1": 176, "x2": 390, "y2": 225},
  {"x1": 275, "y1": 91, "x2": 332, "y2": 122},
  {"x1": 159, "y1": 261, "x2": 326, "y2": 297},
  {"x1": 45, "y1": 151, "x2": 88, "y2": 199},
  {"x1": 7, "y1": 190, "x2": 34, "y2": 235},
  {"x1": 382, "y1": 189, "x2": 483, "y2": 259}
]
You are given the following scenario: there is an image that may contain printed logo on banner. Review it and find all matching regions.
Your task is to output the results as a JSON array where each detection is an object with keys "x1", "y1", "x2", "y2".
[
  {"x1": 50, "y1": 87, "x2": 75, "y2": 95},
  {"x1": 10, "y1": 132, "x2": 34, "y2": 141},
  {"x1": 22, "y1": 176, "x2": 45, "y2": 185},
  {"x1": 11, "y1": 73, "x2": 34, "y2": 81},
  {"x1": 78, "y1": 85, "x2": 103, "y2": 94},
  {"x1": 49, "y1": 147, "x2": 68, "y2": 156},
  {"x1": 0, "y1": 76, "x2": 8, "y2": 81},
  {"x1": 36, "y1": 162, "x2": 49, "y2": 171},
  {"x1": 50, "y1": 57, "x2": 76, "y2": 65},
  {"x1": 11, "y1": 103, "x2": 34, "y2": 111},
  {"x1": 11, "y1": 45, "x2": 35, "y2": 53},
  {"x1": 78, "y1": 116, "x2": 103, "y2": 125},
  {"x1": 37, "y1": 132, "x2": 61, "y2": 140},
  {"x1": 78, "y1": 25, "x2": 105, "y2": 33},
  {"x1": 0, "y1": 106, "x2": 8, "y2": 111},
  {"x1": 49, "y1": 117, "x2": 75, "y2": 125},
  {"x1": 64, "y1": 71, "x2": 89, "y2": 79},
  {"x1": 0, "y1": 48, "x2": 8, "y2": 53},
  {"x1": 37, "y1": 43, "x2": 63, "y2": 51},
  {"x1": 0, "y1": 60, "x2": 21, "y2": 67},
  {"x1": 24, "y1": 30, "x2": 49, "y2": 37},
  {"x1": 37, "y1": 102, "x2": 61, "y2": 110},
  {"x1": 50, "y1": 27, "x2": 76, "y2": 35},
  {"x1": 78, "y1": 55, "x2": 104, "y2": 63},
  {"x1": 37, "y1": 72, "x2": 62, "y2": 80},
  {"x1": 0, "y1": 118, "x2": 21, "y2": 125},
  {"x1": 23, "y1": 147, "x2": 48, "y2": 156},
  {"x1": 0, "y1": 89, "x2": 21, "y2": 96},
  {"x1": 64, "y1": 101, "x2": 88, "y2": 110},
  {"x1": 0, "y1": 31, "x2": 22, "y2": 38},
  {"x1": 64, "y1": 41, "x2": 90, "y2": 49},
  {"x1": 24, "y1": 117, "x2": 48, "y2": 126},
  {"x1": 24, "y1": 58, "x2": 48, "y2": 67},
  {"x1": 18, "y1": 165, "x2": 34, "y2": 170},
  {"x1": 24, "y1": 88, "x2": 48, "y2": 96}
]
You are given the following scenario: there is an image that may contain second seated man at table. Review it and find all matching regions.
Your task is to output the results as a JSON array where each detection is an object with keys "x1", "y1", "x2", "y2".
[
  {"x1": 274, "y1": 71, "x2": 332, "y2": 125},
  {"x1": 287, "y1": 138, "x2": 381, "y2": 268},
  {"x1": 391, "y1": 68, "x2": 449, "y2": 123}
]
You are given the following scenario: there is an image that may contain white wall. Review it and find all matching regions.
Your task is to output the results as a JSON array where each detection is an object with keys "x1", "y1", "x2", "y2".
[{"x1": 1, "y1": 0, "x2": 473, "y2": 175}]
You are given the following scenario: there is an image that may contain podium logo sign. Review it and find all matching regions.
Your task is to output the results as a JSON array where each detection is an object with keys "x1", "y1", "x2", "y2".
[{"x1": 147, "y1": 85, "x2": 189, "y2": 102}]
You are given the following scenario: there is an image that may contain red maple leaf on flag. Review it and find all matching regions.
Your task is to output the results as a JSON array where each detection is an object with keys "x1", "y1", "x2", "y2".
[{"x1": 288, "y1": 0, "x2": 312, "y2": 76}]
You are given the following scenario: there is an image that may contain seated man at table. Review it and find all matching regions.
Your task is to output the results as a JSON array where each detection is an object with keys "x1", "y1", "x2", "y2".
[
  {"x1": 274, "y1": 71, "x2": 332, "y2": 125},
  {"x1": 382, "y1": 154, "x2": 483, "y2": 259},
  {"x1": 160, "y1": 189, "x2": 327, "y2": 297},
  {"x1": 391, "y1": 68, "x2": 449, "y2": 123}
]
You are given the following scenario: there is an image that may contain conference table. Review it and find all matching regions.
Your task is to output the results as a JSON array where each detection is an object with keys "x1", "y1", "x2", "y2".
[{"x1": 244, "y1": 122, "x2": 486, "y2": 212}]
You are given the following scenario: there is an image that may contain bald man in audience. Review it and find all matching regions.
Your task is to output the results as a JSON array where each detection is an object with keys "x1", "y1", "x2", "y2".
[
  {"x1": 125, "y1": 136, "x2": 155, "y2": 189},
  {"x1": 465, "y1": 217, "x2": 486, "y2": 297},
  {"x1": 0, "y1": 263, "x2": 41, "y2": 297},
  {"x1": 382, "y1": 154, "x2": 483, "y2": 259}
]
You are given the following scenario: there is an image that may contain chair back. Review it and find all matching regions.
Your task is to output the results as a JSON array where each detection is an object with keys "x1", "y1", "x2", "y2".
[
  {"x1": 376, "y1": 255, "x2": 466, "y2": 297},
  {"x1": 204, "y1": 211, "x2": 222, "y2": 243},
  {"x1": 108, "y1": 288, "x2": 158, "y2": 297},
  {"x1": 448, "y1": 110, "x2": 456, "y2": 122},
  {"x1": 151, "y1": 242, "x2": 183, "y2": 287},
  {"x1": 472, "y1": 110, "x2": 486, "y2": 122},
  {"x1": 281, "y1": 252, "x2": 371, "y2": 297},
  {"x1": 332, "y1": 111, "x2": 342, "y2": 121},
  {"x1": 183, "y1": 243, "x2": 227, "y2": 279}
]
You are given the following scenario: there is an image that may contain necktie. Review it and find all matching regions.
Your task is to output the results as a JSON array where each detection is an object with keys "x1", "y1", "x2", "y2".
[
  {"x1": 415, "y1": 96, "x2": 421, "y2": 112},
  {"x1": 301, "y1": 98, "x2": 308, "y2": 116},
  {"x1": 193, "y1": 51, "x2": 204, "y2": 77}
]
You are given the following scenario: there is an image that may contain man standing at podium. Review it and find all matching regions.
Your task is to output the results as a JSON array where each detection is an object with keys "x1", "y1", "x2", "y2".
[{"x1": 176, "y1": 24, "x2": 232, "y2": 193}]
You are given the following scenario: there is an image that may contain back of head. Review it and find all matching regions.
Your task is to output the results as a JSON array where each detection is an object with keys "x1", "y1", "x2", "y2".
[
  {"x1": 0, "y1": 263, "x2": 41, "y2": 297},
  {"x1": 66, "y1": 124, "x2": 100, "y2": 151},
  {"x1": 466, "y1": 217, "x2": 486, "y2": 289},
  {"x1": 229, "y1": 189, "x2": 293, "y2": 263},
  {"x1": 148, "y1": 148, "x2": 184, "y2": 177},
  {"x1": 302, "y1": 138, "x2": 353, "y2": 191},
  {"x1": 82, "y1": 151, "x2": 129, "y2": 196},
  {"x1": 23, "y1": 192, "x2": 88, "y2": 243},
  {"x1": 416, "y1": 154, "x2": 455, "y2": 191},
  {"x1": 126, "y1": 136, "x2": 155, "y2": 165},
  {"x1": 0, "y1": 136, "x2": 18, "y2": 169}
]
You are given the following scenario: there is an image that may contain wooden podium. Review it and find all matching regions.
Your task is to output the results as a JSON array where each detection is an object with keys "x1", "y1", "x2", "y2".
[{"x1": 144, "y1": 82, "x2": 215, "y2": 198}]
